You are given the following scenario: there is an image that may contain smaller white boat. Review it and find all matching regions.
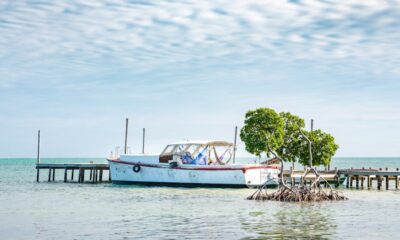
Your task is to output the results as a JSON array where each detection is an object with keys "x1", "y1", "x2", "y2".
[{"x1": 108, "y1": 140, "x2": 280, "y2": 188}]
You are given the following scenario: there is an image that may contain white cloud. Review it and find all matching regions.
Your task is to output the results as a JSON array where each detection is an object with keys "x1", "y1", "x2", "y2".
[{"x1": 0, "y1": 0, "x2": 399, "y2": 84}]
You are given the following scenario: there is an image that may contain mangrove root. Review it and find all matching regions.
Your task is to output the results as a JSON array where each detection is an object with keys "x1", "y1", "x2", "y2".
[{"x1": 247, "y1": 185, "x2": 348, "y2": 202}]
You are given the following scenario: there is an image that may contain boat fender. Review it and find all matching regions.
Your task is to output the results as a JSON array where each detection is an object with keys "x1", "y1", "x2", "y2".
[{"x1": 133, "y1": 164, "x2": 141, "y2": 173}]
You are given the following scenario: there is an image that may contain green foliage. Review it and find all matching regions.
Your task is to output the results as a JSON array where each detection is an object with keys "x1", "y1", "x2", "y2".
[
  {"x1": 240, "y1": 108, "x2": 339, "y2": 166},
  {"x1": 276, "y1": 112, "x2": 305, "y2": 163},
  {"x1": 299, "y1": 130, "x2": 339, "y2": 166},
  {"x1": 240, "y1": 108, "x2": 284, "y2": 157}
]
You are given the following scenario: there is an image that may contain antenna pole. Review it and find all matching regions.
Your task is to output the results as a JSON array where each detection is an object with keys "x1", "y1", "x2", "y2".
[
  {"x1": 233, "y1": 126, "x2": 238, "y2": 164},
  {"x1": 142, "y1": 128, "x2": 145, "y2": 154},
  {"x1": 37, "y1": 130, "x2": 41, "y2": 164},
  {"x1": 124, "y1": 118, "x2": 129, "y2": 154}
]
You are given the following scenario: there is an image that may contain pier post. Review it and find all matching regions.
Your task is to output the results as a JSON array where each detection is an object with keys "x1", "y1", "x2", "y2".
[
  {"x1": 377, "y1": 177, "x2": 382, "y2": 190},
  {"x1": 361, "y1": 176, "x2": 364, "y2": 188},
  {"x1": 367, "y1": 176, "x2": 371, "y2": 189},
  {"x1": 356, "y1": 175, "x2": 359, "y2": 189},
  {"x1": 336, "y1": 176, "x2": 339, "y2": 188},
  {"x1": 385, "y1": 176, "x2": 389, "y2": 190},
  {"x1": 48, "y1": 169, "x2": 51, "y2": 182},
  {"x1": 92, "y1": 168, "x2": 96, "y2": 183},
  {"x1": 78, "y1": 169, "x2": 81, "y2": 183},
  {"x1": 346, "y1": 175, "x2": 349, "y2": 188},
  {"x1": 349, "y1": 176, "x2": 353, "y2": 188},
  {"x1": 52, "y1": 169, "x2": 55, "y2": 181},
  {"x1": 396, "y1": 168, "x2": 399, "y2": 189},
  {"x1": 71, "y1": 169, "x2": 74, "y2": 181},
  {"x1": 99, "y1": 169, "x2": 103, "y2": 182},
  {"x1": 36, "y1": 130, "x2": 41, "y2": 182},
  {"x1": 64, "y1": 169, "x2": 67, "y2": 182},
  {"x1": 90, "y1": 169, "x2": 93, "y2": 181},
  {"x1": 79, "y1": 168, "x2": 85, "y2": 182}
]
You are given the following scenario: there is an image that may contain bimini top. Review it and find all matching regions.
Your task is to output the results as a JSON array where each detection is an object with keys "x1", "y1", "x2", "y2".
[
  {"x1": 159, "y1": 140, "x2": 235, "y2": 165},
  {"x1": 168, "y1": 140, "x2": 234, "y2": 147}
]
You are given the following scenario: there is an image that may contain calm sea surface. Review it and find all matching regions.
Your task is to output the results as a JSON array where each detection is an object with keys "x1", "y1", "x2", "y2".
[{"x1": 1, "y1": 157, "x2": 400, "y2": 239}]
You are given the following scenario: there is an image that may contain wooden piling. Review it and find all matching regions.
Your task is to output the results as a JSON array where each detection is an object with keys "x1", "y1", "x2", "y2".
[
  {"x1": 36, "y1": 130, "x2": 41, "y2": 182},
  {"x1": 52, "y1": 169, "x2": 55, "y2": 181},
  {"x1": 378, "y1": 176, "x2": 382, "y2": 190},
  {"x1": 367, "y1": 175, "x2": 371, "y2": 189},
  {"x1": 48, "y1": 169, "x2": 51, "y2": 182},
  {"x1": 71, "y1": 169, "x2": 74, "y2": 180},
  {"x1": 361, "y1": 176, "x2": 364, "y2": 188},
  {"x1": 385, "y1": 176, "x2": 389, "y2": 190},
  {"x1": 350, "y1": 176, "x2": 353, "y2": 188},
  {"x1": 99, "y1": 170, "x2": 103, "y2": 182},
  {"x1": 92, "y1": 169, "x2": 96, "y2": 183},
  {"x1": 64, "y1": 169, "x2": 67, "y2": 182},
  {"x1": 397, "y1": 177, "x2": 399, "y2": 190},
  {"x1": 356, "y1": 175, "x2": 359, "y2": 189},
  {"x1": 346, "y1": 175, "x2": 349, "y2": 188}
]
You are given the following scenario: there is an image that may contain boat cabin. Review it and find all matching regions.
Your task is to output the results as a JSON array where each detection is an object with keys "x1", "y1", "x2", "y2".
[{"x1": 159, "y1": 141, "x2": 235, "y2": 165}]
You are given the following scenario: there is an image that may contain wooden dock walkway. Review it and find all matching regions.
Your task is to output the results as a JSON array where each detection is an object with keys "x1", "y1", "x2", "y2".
[
  {"x1": 338, "y1": 168, "x2": 400, "y2": 190},
  {"x1": 36, "y1": 163, "x2": 110, "y2": 183}
]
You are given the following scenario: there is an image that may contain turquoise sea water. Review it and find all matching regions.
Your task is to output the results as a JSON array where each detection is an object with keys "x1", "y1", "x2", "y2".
[{"x1": 1, "y1": 157, "x2": 400, "y2": 239}]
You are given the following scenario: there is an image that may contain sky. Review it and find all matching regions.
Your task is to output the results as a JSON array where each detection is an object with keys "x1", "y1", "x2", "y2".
[{"x1": 0, "y1": 0, "x2": 400, "y2": 158}]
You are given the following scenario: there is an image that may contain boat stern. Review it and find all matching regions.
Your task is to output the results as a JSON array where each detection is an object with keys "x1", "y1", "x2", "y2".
[{"x1": 244, "y1": 166, "x2": 280, "y2": 188}]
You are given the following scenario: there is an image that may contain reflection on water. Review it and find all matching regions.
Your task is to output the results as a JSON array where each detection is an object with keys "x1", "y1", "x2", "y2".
[{"x1": 240, "y1": 204, "x2": 336, "y2": 239}]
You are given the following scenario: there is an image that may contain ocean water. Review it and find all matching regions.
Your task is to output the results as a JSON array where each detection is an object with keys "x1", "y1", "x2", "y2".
[{"x1": 1, "y1": 157, "x2": 400, "y2": 239}]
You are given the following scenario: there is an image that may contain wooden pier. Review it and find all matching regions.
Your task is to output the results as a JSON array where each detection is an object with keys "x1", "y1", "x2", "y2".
[
  {"x1": 36, "y1": 163, "x2": 110, "y2": 183},
  {"x1": 282, "y1": 167, "x2": 400, "y2": 190},
  {"x1": 339, "y1": 168, "x2": 400, "y2": 190}
]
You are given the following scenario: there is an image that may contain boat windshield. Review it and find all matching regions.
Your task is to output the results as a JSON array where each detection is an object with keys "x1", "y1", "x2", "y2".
[
  {"x1": 159, "y1": 141, "x2": 235, "y2": 165},
  {"x1": 160, "y1": 144, "x2": 202, "y2": 156}
]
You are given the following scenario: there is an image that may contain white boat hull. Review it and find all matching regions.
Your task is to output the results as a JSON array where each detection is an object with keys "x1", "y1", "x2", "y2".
[{"x1": 108, "y1": 159, "x2": 279, "y2": 188}]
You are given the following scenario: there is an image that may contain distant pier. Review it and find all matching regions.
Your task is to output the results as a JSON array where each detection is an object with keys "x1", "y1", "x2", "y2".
[
  {"x1": 339, "y1": 168, "x2": 400, "y2": 190},
  {"x1": 36, "y1": 163, "x2": 110, "y2": 183},
  {"x1": 283, "y1": 167, "x2": 400, "y2": 190}
]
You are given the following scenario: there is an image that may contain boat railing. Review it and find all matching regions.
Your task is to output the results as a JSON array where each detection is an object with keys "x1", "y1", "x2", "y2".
[{"x1": 109, "y1": 146, "x2": 132, "y2": 160}]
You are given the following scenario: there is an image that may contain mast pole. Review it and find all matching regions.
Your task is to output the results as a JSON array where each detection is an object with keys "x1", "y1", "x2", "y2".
[
  {"x1": 142, "y1": 128, "x2": 145, "y2": 154},
  {"x1": 124, "y1": 118, "x2": 129, "y2": 154},
  {"x1": 233, "y1": 126, "x2": 238, "y2": 164},
  {"x1": 37, "y1": 130, "x2": 41, "y2": 164}
]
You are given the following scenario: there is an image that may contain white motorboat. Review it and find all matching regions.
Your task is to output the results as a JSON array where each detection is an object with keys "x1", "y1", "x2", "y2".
[{"x1": 107, "y1": 140, "x2": 280, "y2": 188}]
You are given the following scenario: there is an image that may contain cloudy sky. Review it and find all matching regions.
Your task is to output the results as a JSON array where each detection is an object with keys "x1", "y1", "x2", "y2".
[{"x1": 1, "y1": 0, "x2": 400, "y2": 158}]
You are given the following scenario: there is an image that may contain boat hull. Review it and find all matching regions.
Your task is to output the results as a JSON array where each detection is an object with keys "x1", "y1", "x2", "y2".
[{"x1": 108, "y1": 159, "x2": 279, "y2": 188}]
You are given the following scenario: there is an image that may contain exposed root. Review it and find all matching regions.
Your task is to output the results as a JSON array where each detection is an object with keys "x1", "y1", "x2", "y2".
[
  {"x1": 247, "y1": 184, "x2": 347, "y2": 202},
  {"x1": 249, "y1": 143, "x2": 348, "y2": 202},
  {"x1": 247, "y1": 164, "x2": 348, "y2": 202}
]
